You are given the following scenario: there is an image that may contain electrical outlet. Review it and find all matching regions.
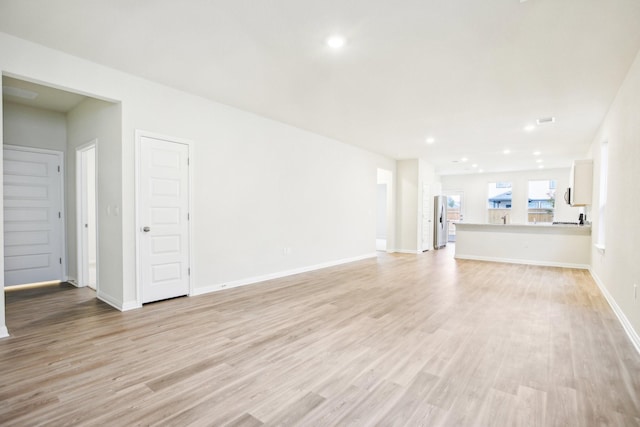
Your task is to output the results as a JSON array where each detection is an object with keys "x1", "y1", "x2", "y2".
[{"x1": 634, "y1": 284, "x2": 638, "y2": 301}]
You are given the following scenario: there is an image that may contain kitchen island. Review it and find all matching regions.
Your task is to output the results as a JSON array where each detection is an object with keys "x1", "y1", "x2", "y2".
[{"x1": 454, "y1": 222, "x2": 591, "y2": 268}]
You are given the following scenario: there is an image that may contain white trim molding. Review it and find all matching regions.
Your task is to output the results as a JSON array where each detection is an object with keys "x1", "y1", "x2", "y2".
[
  {"x1": 0, "y1": 326, "x2": 9, "y2": 339},
  {"x1": 121, "y1": 301, "x2": 143, "y2": 311},
  {"x1": 394, "y1": 249, "x2": 422, "y2": 255},
  {"x1": 97, "y1": 293, "x2": 141, "y2": 311},
  {"x1": 455, "y1": 254, "x2": 590, "y2": 270},
  {"x1": 75, "y1": 139, "x2": 99, "y2": 292},
  {"x1": 590, "y1": 269, "x2": 640, "y2": 355},
  {"x1": 192, "y1": 252, "x2": 377, "y2": 296}
]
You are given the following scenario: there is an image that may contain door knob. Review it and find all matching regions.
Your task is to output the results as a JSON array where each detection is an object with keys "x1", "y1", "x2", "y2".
[{"x1": 143, "y1": 226, "x2": 151, "y2": 232}]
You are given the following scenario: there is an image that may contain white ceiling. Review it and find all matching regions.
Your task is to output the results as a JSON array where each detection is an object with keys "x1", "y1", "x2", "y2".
[{"x1": 1, "y1": 0, "x2": 640, "y2": 175}]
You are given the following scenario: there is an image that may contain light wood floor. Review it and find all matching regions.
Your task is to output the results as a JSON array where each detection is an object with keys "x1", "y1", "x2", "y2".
[{"x1": 1, "y1": 246, "x2": 640, "y2": 426}]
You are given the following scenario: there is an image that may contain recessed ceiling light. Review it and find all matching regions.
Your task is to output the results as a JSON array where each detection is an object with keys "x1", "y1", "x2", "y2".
[
  {"x1": 425, "y1": 137, "x2": 435, "y2": 144},
  {"x1": 533, "y1": 151, "x2": 541, "y2": 156},
  {"x1": 536, "y1": 159, "x2": 543, "y2": 163},
  {"x1": 524, "y1": 124, "x2": 536, "y2": 132},
  {"x1": 538, "y1": 165, "x2": 545, "y2": 169},
  {"x1": 2, "y1": 85, "x2": 38, "y2": 100},
  {"x1": 479, "y1": 169, "x2": 484, "y2": 173},
  {"x1": 503, "y1": 149, "x2": 511, "y2": 154},
  {"x1": 461, "y1": 157, "x2": 468, "y2": 162},
  {"x1": 326, "y1": 35, "x2": 346, "y2": 49},
  {"x1": 472, "y1": 163, "x2": 478, "y2": 168}
]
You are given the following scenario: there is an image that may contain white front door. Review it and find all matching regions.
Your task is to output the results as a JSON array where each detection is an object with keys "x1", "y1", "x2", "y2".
[
  {"x1": 3, "y1": 147, "x2": 64, "y2": 286},
  {"x1": 138, "y1": 135, "x2": 190, "y2": 303}
]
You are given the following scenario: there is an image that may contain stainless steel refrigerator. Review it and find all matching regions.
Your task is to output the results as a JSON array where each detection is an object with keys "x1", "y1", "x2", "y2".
[{"x1": 434, "y1": 195, "x2": 448, "y2": 249}]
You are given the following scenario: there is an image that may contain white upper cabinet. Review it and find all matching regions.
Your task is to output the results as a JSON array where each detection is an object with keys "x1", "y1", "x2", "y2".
[{"x1": 568, "y1": 159, "x2": 593, "y2": 206}]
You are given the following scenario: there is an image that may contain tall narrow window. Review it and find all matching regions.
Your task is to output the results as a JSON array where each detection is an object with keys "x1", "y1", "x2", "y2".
[
  {"x1": 487, "y1": 182, "x2": 512, "y2": 224},
  {"x1": 597, "y1": 141, "x2": 608, "y2": 249},
  {"x1": 527, "y1": 180, "x2": 556, "y2": 223}
]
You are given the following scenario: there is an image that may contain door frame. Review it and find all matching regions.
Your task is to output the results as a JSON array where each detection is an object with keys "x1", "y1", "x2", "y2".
[
  {"x1": 3, "y1": 144, "x2": 67, "y2": 283},
  {"x1": 75, "y1": 139, "x2": 99, "y2": 290},
  {"x1": 134, "y1": 130, "x2": 194, "y2": 306}
]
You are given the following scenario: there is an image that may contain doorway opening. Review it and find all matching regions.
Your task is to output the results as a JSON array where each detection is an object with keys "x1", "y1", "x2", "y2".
[
  {"x1": 376, "y1": 168, "x2": 392, "y2": 252},
  {"x1": 444, "y1": 192, "x2": 464, "y2": 243},
  {"x1": 76, "y1": 141, "x2": 98, "y2": 290},
  {"x1": 2, "y1": 73, "x2": 121, "y2": 336}
]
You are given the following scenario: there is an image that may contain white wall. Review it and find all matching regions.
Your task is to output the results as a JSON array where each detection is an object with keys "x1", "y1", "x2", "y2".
[
  {"x1": 66, "y1": 98, "x2": 122, "y2": 307},
  {"x1": 419, "y1": 160, "x2": 439, "y2": 251},
  {"x1": 589, "y1": 48, "x2": 640, "y2": 348},
  {"x1": 441, "y1": 168, "x2": 584, "y2": 224},
  {"x1": 2, "y1": 102, "x2": 67, "y2": 151},
  {"x1": 0, "y1": 33, "x2": 395, "y2": 320},
  {"x1": 396, "y1": 159, "x2": 419, "y2": 253},
  {"x1": 394, "y1": 159, "x2": 440, "y2": 253}
]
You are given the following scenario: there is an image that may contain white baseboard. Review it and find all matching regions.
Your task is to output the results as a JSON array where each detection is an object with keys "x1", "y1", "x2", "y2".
[
  {"x1": 192, "y1": 252, "x2": 377, "y2": 297},
  {"x1": 590, "y1": 269, "x2": 640, "y2": 355},
  {"x1": 394, "y1": 249, "x2": 422, "y2": 255},
  {"x1": 0, "y1": 326, "x2": 9, "y2": 339},
  {"x1": 97, "y1": 291, "x2": 141, "y2": 311},
  {"x1": 97, "y1": 291, "x2": 125, "y2": 311},
  {"x1": 454, "y1": 254, "x2": 589, "y2": 270},
  {"x1": 121, "y1": 301, "x2": 142, "y2": 311}
]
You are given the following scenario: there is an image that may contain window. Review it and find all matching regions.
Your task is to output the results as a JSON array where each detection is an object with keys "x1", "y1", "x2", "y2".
[
  {"x1": 597, "y1": 141, "x2": 608, "y2": 249},
  {"x1": 527, "y1": 180, "x2": 556, "y2": 223},
  {"x1": 487, "y1": 182, "x2": 512, "y2": 224}
]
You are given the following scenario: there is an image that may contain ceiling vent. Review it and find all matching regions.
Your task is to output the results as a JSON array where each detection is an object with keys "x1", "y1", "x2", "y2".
[
  {"x1": 2, "y1": 85, "x2": 39, "y2": 100},
  {"x1": 536, "y1": 116, "x2": 555, "y2": 125}
]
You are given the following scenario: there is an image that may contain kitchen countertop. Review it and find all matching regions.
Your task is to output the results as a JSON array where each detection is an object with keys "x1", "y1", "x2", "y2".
[{"x1": 455, "y1": 222, "x2": 591, "y2": 235}]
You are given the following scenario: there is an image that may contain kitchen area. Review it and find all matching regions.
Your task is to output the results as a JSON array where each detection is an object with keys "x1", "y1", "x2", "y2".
[{"x1": 439, "y1": 161, "x2": 593, "y2": 268}]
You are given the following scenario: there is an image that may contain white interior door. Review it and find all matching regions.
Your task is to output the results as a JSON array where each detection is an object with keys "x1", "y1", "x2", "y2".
[
  {"x1": 3, "y1": 147, "x2": 64, "y2": 286},
  {"x1": 77, "y1": 143, "x2": 97, "y2": 289},
  {"x1": 138, "y1": 135, "x2": 190, "y2": 303}
]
